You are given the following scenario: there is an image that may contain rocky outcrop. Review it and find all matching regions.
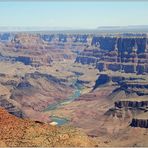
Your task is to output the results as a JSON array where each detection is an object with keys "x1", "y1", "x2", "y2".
[
  {"x1": 14, "y1": 55, "x2": 52, "y2": 66},
  {"x1": 91, "y1": 36, "x2": 117, "y2": 51},
  {"x1": 0, "y1": 108, "x2": 97, "y2": 147},
  {"x1": 118, "y1": 80, "x2": 148, "y2": 96},
  {"x1": 0, "y1": 54, "x2": 52, "y2": 67},
  {"x1": 15, "y1": 56, "x2": 32, "y2": 65},
  {"x1": 130, "y1": 118, "x2": 148, "y2": 128},
  {"x1": 93, "y1": 73, "x2": 148, "y2": 96},
  {"x1": 40, "y1": 34, "x2": 54, "y2": 42},
  {"x1": 93, "y1": 74, "x2": 110, "y2": 90},
  {"x1": 115, "y1": 100, "x2": 148, "y2": 108},
  {"x1": 0, "y1": 33, "x2": 12, "y2": 41},
  {"x1": 16, "y1": 81, "x2": 32, "y2": 89},
  {"x1": 91, "y1": 36, "x2": 147, "y2": 53},
  {"x1": 76, "y1": 35, "x2": 148, "y2": 74},
  {"x1": 26, "y1": 71, "x2": 68, "y2": 84},
  {"x1": 107, "y1": 95, "x2": 148, "y2": 129},
  {"x1": 0, "y1": 96, "x2": 25, "y2": 118},
  {"x1": 105, "y1": 97, "x2": 148, "y2": 129},
  {"x1": 75, "y1": 56, "x2": 98, "y2": 65}
]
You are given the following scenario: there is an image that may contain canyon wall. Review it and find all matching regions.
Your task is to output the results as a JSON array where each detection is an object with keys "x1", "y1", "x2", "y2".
[
  {"x1": 1, "y1": 32, "x2": 147, "y2": 72},
  {"x1": 76, "y1": 35, "x2": 148, "y2": 74}
]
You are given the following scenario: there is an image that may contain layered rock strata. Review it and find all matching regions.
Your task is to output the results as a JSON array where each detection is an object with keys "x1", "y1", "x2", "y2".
[{"x1": 76, "y1": 35, "x2": 148, "y2": 74}]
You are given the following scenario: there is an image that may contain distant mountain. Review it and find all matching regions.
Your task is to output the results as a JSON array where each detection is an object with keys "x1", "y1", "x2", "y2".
[{"x1": 97, "y1": 25, "x2": 148, "y2": 32}]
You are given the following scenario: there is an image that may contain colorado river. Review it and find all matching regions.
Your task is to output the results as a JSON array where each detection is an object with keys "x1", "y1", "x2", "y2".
[
  {"x1": 43, "y1": 79, "x2": 83, "y2": 125},
  {"x1": 43, "y1": 88, "x2": 81, "y2": 111}
]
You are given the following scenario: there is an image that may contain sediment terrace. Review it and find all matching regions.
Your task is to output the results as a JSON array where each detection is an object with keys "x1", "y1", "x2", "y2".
[
  {"x1": 112, "y1": 97, "x2": 148, "y2": 128},
  {"x1": 115, "y1": 98, "x2": 148, "y2": 108}
]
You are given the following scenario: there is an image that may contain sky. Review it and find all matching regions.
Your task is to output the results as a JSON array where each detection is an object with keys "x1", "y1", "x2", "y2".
[{"x1": 0, "y1": 1, "x2": 148, "y2": 29}]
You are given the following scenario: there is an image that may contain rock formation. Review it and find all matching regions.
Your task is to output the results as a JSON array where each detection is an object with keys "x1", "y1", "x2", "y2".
[
  {"x1": 130, "y1": 117, "x2": 148, "y2": 128},
  {"x1": 76, "y1": 35, "x2": 148, "y2": 74},
  {"x1": 115, "y1": 99, "x2": 148, "y2": 108}
]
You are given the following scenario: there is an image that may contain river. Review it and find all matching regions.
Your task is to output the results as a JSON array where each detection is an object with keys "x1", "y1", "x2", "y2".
[{"x1": 43, "y1": 79, "x2": 82, "y2": 125}]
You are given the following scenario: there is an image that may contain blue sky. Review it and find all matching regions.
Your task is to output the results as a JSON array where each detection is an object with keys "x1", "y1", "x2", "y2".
[{"x1": 0, "y1": 1, "x2": 148, "y2": 28}]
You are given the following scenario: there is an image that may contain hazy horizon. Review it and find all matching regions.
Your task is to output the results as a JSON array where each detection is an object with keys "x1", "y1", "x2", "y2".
[{"x1": 0, "y1": 1, "x2": 148, "y2": 29}]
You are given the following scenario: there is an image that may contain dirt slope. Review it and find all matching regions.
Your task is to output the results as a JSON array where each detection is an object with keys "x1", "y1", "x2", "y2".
[{"x1": 0, "y1": 107, "x2": 97, "y2": 147}]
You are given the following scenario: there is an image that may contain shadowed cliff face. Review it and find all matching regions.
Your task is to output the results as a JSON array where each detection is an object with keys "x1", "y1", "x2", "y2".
[
  {"x1": 130, "y1": 118, "x2": 148, "y2": 128},
  {"x1": 91, "y1": 36, "x2": 117, "y2": 51},
  {"x1": 93, "y1": 74, "x2": 110, "y2": 90},
  {"x1": 76, "y1": 35, "x2": 148, "y2": 74},
  {"x1": 115, "y1": 100, "x2": 148, "y2": 108},
  {"x1": 93, "y1": 73, "x2": 148, "y2": 97},
  {"x1": 91, "y1": 36, "x2": 147, "y2": 53},
  {"x1": 0, "y1": 97, "x2": 25, "y2": 118},
  {"x1": 111, "y1": 99, "x2": 148, "y2": 129}
]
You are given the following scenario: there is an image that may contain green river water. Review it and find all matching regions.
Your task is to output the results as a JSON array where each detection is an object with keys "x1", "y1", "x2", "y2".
[{"x1": 44, "y1": 80, "x2": 82, "y2": 126}]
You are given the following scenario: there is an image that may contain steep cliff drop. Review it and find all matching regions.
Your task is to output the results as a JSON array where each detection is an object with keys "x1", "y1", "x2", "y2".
[{"x1": 76, "y1": 35, "x2": 148, "y2": 74}]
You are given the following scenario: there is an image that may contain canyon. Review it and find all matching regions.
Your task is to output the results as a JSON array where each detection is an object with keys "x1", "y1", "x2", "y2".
[{"x1": 0, "y1": 32, "x2": 148, "y2": 146}]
